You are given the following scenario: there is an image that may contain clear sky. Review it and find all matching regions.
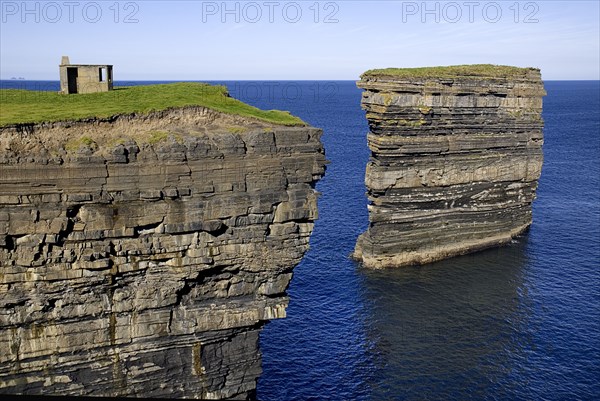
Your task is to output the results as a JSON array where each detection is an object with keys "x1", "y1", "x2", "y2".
[{"x1": 1, "y1": 0, "x2": 599, "y2": 80}]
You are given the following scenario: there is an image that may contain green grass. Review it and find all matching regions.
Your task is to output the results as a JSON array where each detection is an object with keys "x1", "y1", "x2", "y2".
[
  {"x1": 361, "y1": 64, "x2": 538, "y2": 79},
  {"x1": 0, "y1": 82, "x2": 305, "y2": 127},
  {"x1": 65, "y1": 136, "x2": 97, "y2": 152},
  {"x1": 147, "y1": 131, "x2": 170, "y2": 145},
  {"x1": 227, "y1": 126, "x2": 248, "y2": 134}
]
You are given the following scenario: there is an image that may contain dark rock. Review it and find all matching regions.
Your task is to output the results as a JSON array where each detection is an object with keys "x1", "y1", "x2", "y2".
[{"x1": 353, "y1": 66, "x2": 546, "y2": 268}]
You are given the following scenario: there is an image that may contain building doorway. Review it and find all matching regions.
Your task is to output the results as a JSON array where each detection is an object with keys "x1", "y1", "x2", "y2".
[{"x1": 67, "y1": 67, "x2": 78, "y2": 94}]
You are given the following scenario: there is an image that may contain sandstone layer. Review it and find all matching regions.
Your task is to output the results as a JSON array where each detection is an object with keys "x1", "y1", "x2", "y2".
[
  {"x1": 0, "y1": 107, "x2": 325, "y2": 398},
  {"x1": 354, "y1": 66, "x2": 545, "y2": 268}
]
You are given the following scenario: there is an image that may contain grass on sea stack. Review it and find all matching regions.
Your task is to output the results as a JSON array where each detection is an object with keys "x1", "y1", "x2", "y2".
[
  {"x1": 0, "y1": 82, "x2": 305, "y2": 127},
  {"x1": 361, "y1": 64, "x2": 539, "y2": 79}
]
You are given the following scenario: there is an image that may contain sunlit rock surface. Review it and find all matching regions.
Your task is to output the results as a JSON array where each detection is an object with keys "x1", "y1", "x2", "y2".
[
  {"x1": 0, "y1": 107, "x2": 325, "y2": 399},
  {"x1": 354, "y1": 66, "x2": 545, "y2": 268}
]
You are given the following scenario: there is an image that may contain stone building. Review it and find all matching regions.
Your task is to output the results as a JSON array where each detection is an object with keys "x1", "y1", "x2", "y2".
[{"x1": 59, "y1": 56, "x2": 113, "y2": 94}]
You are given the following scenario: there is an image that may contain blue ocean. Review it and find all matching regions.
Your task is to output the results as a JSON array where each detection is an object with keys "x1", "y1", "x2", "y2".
[{"x1": 3, "y1": 80, "x2": 599, "y2": 400}]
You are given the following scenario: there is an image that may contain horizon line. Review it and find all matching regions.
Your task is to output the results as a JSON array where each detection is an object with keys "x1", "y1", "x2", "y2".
[{"x1": 2, "y1": 78, "x2": 599, "y2": 82}]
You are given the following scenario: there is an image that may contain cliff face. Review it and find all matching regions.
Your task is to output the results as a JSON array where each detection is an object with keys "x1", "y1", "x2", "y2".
[
  {"x1": 354, "y1": 66, "x2": 545, "y2": 268},
  {"x1": 0, "y1": 107, "x2": 325, "y2": 398}
]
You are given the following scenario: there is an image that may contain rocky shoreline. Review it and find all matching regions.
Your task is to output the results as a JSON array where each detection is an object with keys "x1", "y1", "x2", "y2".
[{"x1": 0, "y1": 106, "x2": 326, "y2": 398}]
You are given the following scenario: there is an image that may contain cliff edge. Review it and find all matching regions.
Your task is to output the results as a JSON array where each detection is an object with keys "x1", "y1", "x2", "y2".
[
  {"x1": 353, "y1": 65, "x2": 545, "y2": 268},
  {"x1": 0, "y1": 86, "x2": 326, "y2": 399}
]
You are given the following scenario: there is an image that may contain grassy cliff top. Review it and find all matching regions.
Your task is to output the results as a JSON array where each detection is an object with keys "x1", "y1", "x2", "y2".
[
  {"x1": 0, "y1": 82, "x2": 305, "y2": 127},
  {"x1": 361, "y1": 64, "x2": 540, "y2": 80}
]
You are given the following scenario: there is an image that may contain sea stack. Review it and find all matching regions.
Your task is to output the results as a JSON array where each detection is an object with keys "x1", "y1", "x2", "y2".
[
  {"x1": 0, "y1": 97, "x2": 325, "y2": 398},
  {"x1": 353, "y1": 65, "x2": 546, "y2": 268}
]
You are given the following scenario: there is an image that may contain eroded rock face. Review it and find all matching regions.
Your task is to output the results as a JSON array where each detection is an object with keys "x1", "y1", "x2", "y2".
[
  {"x1": 354, "y1": 67, "x2": 545, "y2": 268},
  {"x1": 0, "y1": 107, "x2": 326, "y2": 399}
]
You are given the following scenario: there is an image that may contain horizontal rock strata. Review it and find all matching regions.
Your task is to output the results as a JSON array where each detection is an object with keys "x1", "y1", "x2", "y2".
[
  {"x1": 0, "y1": 107, "x2": 325, "y2": 398},
  {"x1": 354, "y1": 66, "x2": 545, "y2": 268}
]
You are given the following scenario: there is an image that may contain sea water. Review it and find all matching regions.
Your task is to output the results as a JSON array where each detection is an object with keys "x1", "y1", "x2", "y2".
[{"x1": 3, "y1": 80, "x2": 598, "y2": 400}]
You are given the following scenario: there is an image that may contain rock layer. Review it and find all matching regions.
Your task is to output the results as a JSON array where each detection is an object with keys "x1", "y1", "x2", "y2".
[
  {"x1": 0, "y1": 107, "x2": 326, "y2": 398},
  {"x1": 354, "y1": 66, "x2": 545, "y2": 268}
]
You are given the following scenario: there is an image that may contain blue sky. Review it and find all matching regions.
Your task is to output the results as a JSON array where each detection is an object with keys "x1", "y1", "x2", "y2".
[{"x1": 1, "y1": 0, "x2": 599, "y2": 80}]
